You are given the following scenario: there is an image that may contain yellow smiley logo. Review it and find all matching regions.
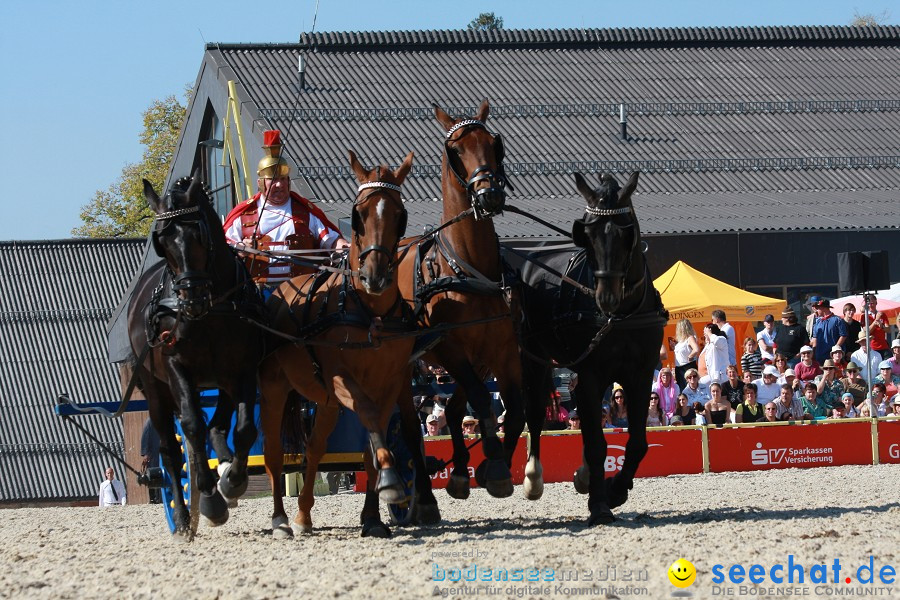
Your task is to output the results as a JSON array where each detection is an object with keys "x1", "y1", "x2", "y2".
[{"x1": 668, "y1": 558, "x2": 697, "y2": 588}]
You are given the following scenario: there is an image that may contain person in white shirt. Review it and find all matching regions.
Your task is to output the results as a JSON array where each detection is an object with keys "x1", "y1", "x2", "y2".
[
  {"x1": 712, "y1": 310, "x2": 737, "y2": 368},
  {"x1": 700, "y1": 323, "x2": 729, "y2": 385},
  {"x1": 752, "y1": 365, "x2": 783, "y2": 403},
  {"x1": 850, "y1": 333, "x2": 883, "y2": 385},
  {"x1": 756, "y1": 314, "x2": 777, "y2": 362},
  {"x1": 99, "y1": 467, "x2": 126, "y2": 507}
]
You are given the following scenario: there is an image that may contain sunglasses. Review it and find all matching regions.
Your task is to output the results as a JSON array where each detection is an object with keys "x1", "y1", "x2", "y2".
[
  {"x1": 824, "y1": 367, "x2": 835, "y2": 370},
  {"x1": 614, "y1": 395, "x2": 624, "y2": 399},
  {"x1": 687, "y1": 375, "x2": 698, "y2": 379}
]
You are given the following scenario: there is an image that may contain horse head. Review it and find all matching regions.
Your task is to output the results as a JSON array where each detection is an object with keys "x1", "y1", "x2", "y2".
[
  {"x1": 144, "y1": 170, "x2": 216, "y2": 320},
  {"x1": 348, "y1": 150, "x2": 414, "y2": 295},
  {"x1": 435, "y1": 99, "x2": 510, "y2": 219},
  {"x1": 572, "y1": 171, "x2": 641, "y2": 314}
]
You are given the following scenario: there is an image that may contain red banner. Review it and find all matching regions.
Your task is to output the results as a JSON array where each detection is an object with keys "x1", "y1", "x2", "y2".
[
  {"x1": 707, "y1": 421, "x2": 873, "y2": 472},
  {"x1": 536, "y1": 428, "x2": 705, "y2": 483},
  {"x1": 877, "y1": 419, "x2": 900, "y2": 464}
]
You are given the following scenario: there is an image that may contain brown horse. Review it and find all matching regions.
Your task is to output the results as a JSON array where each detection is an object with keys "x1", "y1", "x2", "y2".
[
  {"x1": 259, "y1": 150, "x2": 439, "y2": 538},
  {"x1": 398, "y1": 100, "x2": 523, "y2": 499}
]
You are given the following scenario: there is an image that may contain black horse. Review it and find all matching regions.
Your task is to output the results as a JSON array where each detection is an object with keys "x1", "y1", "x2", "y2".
[
  {"x1": 126, "y1": 172, "x2": 265, "y2": 540},
  {"x1": 509, "y1": 171, "x2": 668, "y2": 525}
]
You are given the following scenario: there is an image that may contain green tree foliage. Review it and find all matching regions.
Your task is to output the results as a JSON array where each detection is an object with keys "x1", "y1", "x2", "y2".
[
  {"x1": 73, "y1": 91, "x2": 188, "y2": 238},
  {"x1": 850, "y1": 10, "x2": 890, "y2": 26},
  {"x1": 467, "y1": 12, "x2": 503, "y2": 31}
]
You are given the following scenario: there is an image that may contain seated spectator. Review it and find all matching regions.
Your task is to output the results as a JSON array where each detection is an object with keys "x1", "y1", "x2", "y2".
[
  {"x1": 672, "y1": 393, "x2": 695, "y2": 426},
  {"x1": 828, "y1": 404, "x2": 846, "y2": 419},
  {"x1": 871, "y1": 383, "x2": 890, "y2": 416},
  {"x1": 669, "y1": 415, "x2": 685, "y2": 427},
  {"x1": 752, "y1": 365, "x2": 783, "y2": 403},
  {"x1": 793, "y1": 345, "x2": 823, "y2": 385},
  {"x1": 652, "y1": 367, "x2": 680, "y2": 419},
  {"x1": 609, "y1": 389, "x2": 629, "y2": 428},
  {"x1": 888, "y1": 338, "x2": 900, "y2": 377},
  {"x1": 850, "y1": 333, "x2": 883, "y2": 385},
  {"x1": 762, "y1": 402, "x2": 780, "y2": 422},
  {"x1": 431, "y1": 394, "x2": 448, "y2": 430},
  {"x1": 829, "y1": 345, "x2": 848, "y2": 377},
  {"x1": 497, "y1": 412, "x2": 506, "y2": 436},
  {"x1": 545, "y1": 391, "x2": 569, "y2": 431},
  {"x1": 874, "y1": 360, "x2": 900, "y2": 397},
  {"x1": 682, "y1": 368, "x2": 710, "y2": 406},
  {"x1": 601, "y1": 406, "x2": 613, "y2": 429},
  {"x1": 740, "y1": 337, "x2": 764, "y2": 380},
  {"x1": 772, "y1": 353, "x2": 790, "y2": 380},
  {"x1": 721, "y1": 365, "x2": 745, "y2": 409},
  {"x1": 704, "y1": 382, "x2": 734, "y2": 426},
  {"x1": 814, "y1": 359, "x2": 845, "y2": 408},
  {"x1": 693, "y1": 401, "x2": 708, "y2": 425},
  {"x1": 735, "y1": 383, "x2": 765, "y2": 423},
  {"x1": 462, "y1": 415, "x2": 479, "y2": 438},
  {"x1": 775, "y1": 383, "x2": 805, "y2": 421},
  {"x1": 756, "y1": 314, "x2": 777, "y2": 362},
  {"x1": 425, "y1": 413, "x2": 443, "y2": 437},
  {"x1": 840, "y1": 392, "x2": 859, "y2": 418},
  {"x1": 567, "y1": 409, "x2": 580, "y2": 430},
  {"x1": 890, "y1": 395, "x2": 900, "y2": 418},
  {"x1": 647, "y1": 393, "x2": 666, "y2": 427},
  {"x1": 780, "y1": 368, "x2": 802, "y2": 398},
  {"x1": 841, "y1": 361, "x2": 868, "y2": 405},
  {"x1": 800, "y1": 382, "x2": 830, "y2": 419},
  {"x1": 858, "y1": 403, "x2": 873, "y2": 418},
  {"x1": 742, "y1": 370, "x2": 754, "y2": 385}
]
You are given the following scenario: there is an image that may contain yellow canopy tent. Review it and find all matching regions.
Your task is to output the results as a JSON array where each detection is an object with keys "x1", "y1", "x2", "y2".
[{"x1": 653, "y1": 261, "x2": 787, "y2": 374}]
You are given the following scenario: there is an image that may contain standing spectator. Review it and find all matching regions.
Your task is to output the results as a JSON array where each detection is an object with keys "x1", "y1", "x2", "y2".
[
  {"x1": 721, "y1": 365, "x2": 745, "y2": 409},
  {"x1": 866, "y1": 309, "x2": 890, "y2": 359},
  {"x1": 672, "y1": 393, "x2": 696, "y2": 426},
  {"x1": 673, "y1": 319, "x2": 700, "y2": 390},
  {"x1": 99, "y1": 467, "x2": 126, "y2": 507},
  {"x1": 701, "y1": 323, "x2": 729, "y2": 385},
  {"x1": 841, "y1": 362, "x2": 869, "y2": 406},
  {"x1": 762, "y1": 402, "x2": 780, "y2": 422},
  {"x1": 840, "y1": 393, "x2": 859, "y2": 418},
  {"x1": 609, "y1": 389, "x2": 629, "y2": 428},
  {"x1": 757, "y1": 314, "x2": 778, "y2": 362},
  {"x1": 735, "y1": 384, "x2": 765, "y2": 423},
  {"x1": 804, "y1": 295, "x2": 821, "y2": 338},
  {"x1": 647, "y1": 393, "x2": 666, "y2": 427},
  {"x1": 829, "y1": 345, "x2": 848, "y2": 379},
  {"x1": 545, "y1": 391, "x2": 569, "y2": 431},
  {"x1": 811, "y1": 299, "x2": 847, "y2": 364},
  {"x1": 775, "y1": 384, "x2": 805, "y2": 420},
  {"x1": 888, "y1": 339, "x2": 900, "y2": 377},
  {"x1": 874, "y1": 360, "x2": 900, "y2": 398},
  {"x1": 800, "y1": 382, "x2": 830, "y2": 419},
  {"x1": 651, "y1": 367, "x2": 680, "y2": 419},
  {"x1": 682, "y1": 368, "x2": 710, "y2": 406},
  {"x1": 842, "y1": 303, "x2": 863, "y2": 355},
  {"x1": 871, "y1": 384, "x2": 890, "y2": 416},
  {"x1": 740, "y1": 337, "x2": 764, "y2": 380},
  {"x1": 793, "y1": 345, "x2": 823, "y2": 386},
  {"x1": 704, "y1": 382, "x2": 733, "y2": 426},
  {"x1": 711, "y1": 310, "x2": 737, "y2": 367},
  {"x1": 814, "y1": 359, "x2": 845, "y2": 408},
  {"x1": 850, "y1": 333, "x2": 883, "y2": 385},
  {"x1": 774, "y1": 309, "x2": 810, "y2": 367},
  {"x1": 752, "y1": 365, "x2": 783, "y2": 403},
  {"x1": 140, "y1": 419, "x2": 161, "y2": 504}
]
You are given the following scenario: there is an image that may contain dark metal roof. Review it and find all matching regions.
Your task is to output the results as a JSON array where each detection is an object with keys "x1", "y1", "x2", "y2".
[
  {"x1": 0, "y1": 239, "x2": 144, "y2": 502},
  {"x1": 204, "y1": 25, "x2": 900, "y2": 238}
]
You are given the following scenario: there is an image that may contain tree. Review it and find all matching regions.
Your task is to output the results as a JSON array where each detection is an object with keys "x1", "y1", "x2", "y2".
[
  {"x1": 74, "y1": 90, "x2": 188, "y2": 238},
  {"x1": 467, "y1": 12, "x2": 503, "y2": 31},
  {"x1": 850, "y1": 10, "x2": 890, "y2": 26}
]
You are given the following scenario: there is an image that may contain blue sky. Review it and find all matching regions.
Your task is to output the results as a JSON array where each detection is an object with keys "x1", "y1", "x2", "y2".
[{"x1": 0, "y1": 0, "x2": 894, "y2": 240}]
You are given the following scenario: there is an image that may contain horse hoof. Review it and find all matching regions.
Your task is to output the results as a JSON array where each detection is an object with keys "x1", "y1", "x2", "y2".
[
  {"x1": 587, "y1": 507, "x2": 616, "y2": 526},
  {"x1": 290, "y1": 522, "x2": 313, "y2": 536},
  {"x1": 217, "y1": 463, "x2": 249, "y2": 500},
  {"x1": 604, "y1": 478, "x2": 630, "y2": 509},
  {"x1": 199, "y1": 490, "x2": 229, "y2": 527},
  {"x1": 361, "y1": 517, "x2": 391, "y2": 538},
  {"x1": 375, "y1": 467, "x2": 407, "y2": 505},
  {"x1": 446, "y1": 474, "x2": 470, "y2": 500},
  {"x1": 479, "y1": 460, "x2": 513, "y2": 498},
  {"x1": 415, "y1": 502, "x2": 441, "y2": 525},
  {"x1": 573, "y1": 466, "x2": 590, "y2": 495},
  {"x1": 172, "y1": 527, "x2": 194, "y2": 543},
  {"x1": 272, "y1": 524, "x2": 293, "y2": 540}
]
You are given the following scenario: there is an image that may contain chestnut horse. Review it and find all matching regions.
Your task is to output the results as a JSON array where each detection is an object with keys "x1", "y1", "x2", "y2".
[
  {"x1": 127, "y1": 172, "x2": 264, "y2": 539},
  {"x1": 398, "y1": 100, "x2": 523, "y2": 499},
  {"x1": 513, "y1": 172, "x2": 668, "y2": 525},
  {"x1": 259, "y1": 150, "x2": 439, "y2": 538}
]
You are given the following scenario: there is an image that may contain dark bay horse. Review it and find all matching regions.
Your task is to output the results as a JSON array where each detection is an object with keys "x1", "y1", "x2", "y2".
[
  {"x1": 127, "y1": 172, "x2": 264, "y2": 540},
  {"x1": 259, "y1": 150, "x2": 439, "y2": 538},
  {"x1": 397, "y1": 100, "x2": 523, "y2": 499},
  {"x1": 511, "y1": 172, "x2": 668, "y2": 525}
]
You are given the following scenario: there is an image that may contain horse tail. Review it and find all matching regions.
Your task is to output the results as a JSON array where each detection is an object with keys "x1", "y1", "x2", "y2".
[{"x1": 280, "y1": 390, "x2": 311, "y2": 456}]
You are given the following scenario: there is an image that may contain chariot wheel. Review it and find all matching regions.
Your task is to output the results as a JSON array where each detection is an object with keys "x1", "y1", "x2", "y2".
[
  {"x1": 159, "y1": 419, "x2": 199, "y2": 535},
  {"x1": 386, "y1": 409, "x2": 417, "y2": 526}
]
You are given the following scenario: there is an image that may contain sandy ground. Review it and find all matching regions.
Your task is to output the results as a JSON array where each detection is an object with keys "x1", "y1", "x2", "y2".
[{"x1": 1, "y1": 464, "x2": 897, "y2": 600}]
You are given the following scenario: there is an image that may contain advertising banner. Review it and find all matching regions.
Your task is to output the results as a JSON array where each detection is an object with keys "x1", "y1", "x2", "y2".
[
  {"x1": 707, "y1": 421, "x2": 873, "y2": 473},
  {"x1": 876, "y1": 419, "x2": 900, "y2": 464}
]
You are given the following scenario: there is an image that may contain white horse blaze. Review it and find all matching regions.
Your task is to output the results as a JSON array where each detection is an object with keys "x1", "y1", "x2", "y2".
[{"x1": 376, "y1": 198, "x2": 385, "y2": 220}]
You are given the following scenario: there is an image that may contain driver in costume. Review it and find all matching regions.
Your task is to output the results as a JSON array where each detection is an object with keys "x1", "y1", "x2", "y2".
[{"x1": 224, "y1": 130, "x2": 348, "y2": 287}]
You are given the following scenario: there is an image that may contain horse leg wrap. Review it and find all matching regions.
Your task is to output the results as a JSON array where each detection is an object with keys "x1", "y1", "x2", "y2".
[
  {"x1": 523, "y1": 457, "x2": 544, "y2": 501},
  {"x1": 272, "y1": 515, "x2": 293, "y2": 540},
  {"x1": 375, "y1": 467, "x2": 406, "y2": 505},
  {"x1": 216, "y1": 461, "x2": 249, "y2": 500},
  {"x1": 199, "y1": 489, "x2": 229, "y2": 527},
  {"x1": 478, "y1": 459, "x2": 513, "y2": 498}
]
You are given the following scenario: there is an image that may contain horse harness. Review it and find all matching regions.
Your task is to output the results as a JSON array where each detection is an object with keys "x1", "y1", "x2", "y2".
[{"x1": 444, "y1": 119, "x2": 512, "y2": 221}]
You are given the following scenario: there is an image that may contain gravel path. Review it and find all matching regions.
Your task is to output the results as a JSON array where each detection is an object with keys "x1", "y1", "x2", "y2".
[{"x1": 1, "y1": 464, "x2": 897, "y2": 600}]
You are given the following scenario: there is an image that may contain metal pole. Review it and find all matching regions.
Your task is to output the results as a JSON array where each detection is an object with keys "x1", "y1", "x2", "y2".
[{"x1": 862, "y1": 292, "x2": 877, "y2": 418}]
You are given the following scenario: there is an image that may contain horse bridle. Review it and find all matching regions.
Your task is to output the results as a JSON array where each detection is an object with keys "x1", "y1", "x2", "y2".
[
  {"x1": 582, "y1": 204, "x2": 638, "y2": 281},
  {"x1": 152, "y1": 186, "x2": 215, "y2": 318},
  {"x1": 444, "y1": 119, "x2": 511, "y2": 220},
  {"x1": 352, "y1": 180, "x2": 407, "y2": 275}
]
